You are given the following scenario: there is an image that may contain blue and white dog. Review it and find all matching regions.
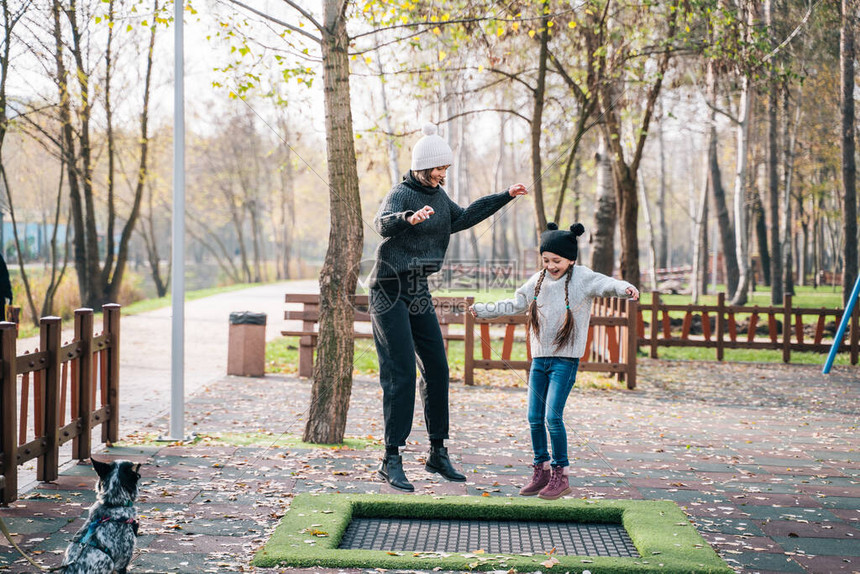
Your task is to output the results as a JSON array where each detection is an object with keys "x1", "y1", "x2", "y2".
[{"x1": 60, "y1": 459, "x2": 141, "y2": 573}]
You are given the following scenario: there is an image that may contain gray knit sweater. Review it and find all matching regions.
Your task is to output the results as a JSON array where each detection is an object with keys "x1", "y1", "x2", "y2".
[
  {"x1": 472, "y1": 266, "x2": 635, "y2": 359},
  {"x1": 370, "y1": 172, "x2": 515, "y2": 286}
]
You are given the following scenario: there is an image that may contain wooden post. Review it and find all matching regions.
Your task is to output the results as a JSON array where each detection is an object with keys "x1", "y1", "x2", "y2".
[
  {"x1": 626, "y1": 299, "x2": 638, "y2": 390},
  {"x1": 103, "y1": 304, "x2": 121, "y2": 444},
  {"x1": 783, "y1": 294, "x2": 792, "y2": 363},
  {"x1": 716, "y1": 293, "x2": 725, "y2": 361},
  {"x1": 464, "y1": 297, "x2": 474, "y2": 386},
  {"x1": 38, "y1": 316, "x2": 62, "y2": 483},
  {"x1": 649, "y1": 291, "x2": 660, "y2": 359},
  {"x1": 852, "y1": 299, "x2": 859, "y2": 366},
  {"x1": 0, "y1": 322, "x2": 18, "y2": 503},
  {"x1": 74, "y1": 309, "x2": 94, "y2": 461}
]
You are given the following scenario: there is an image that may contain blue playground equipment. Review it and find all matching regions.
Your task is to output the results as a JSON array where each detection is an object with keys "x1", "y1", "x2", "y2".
[{"x1": 822, "y1": 273, "x2": 860, "y2": 374}]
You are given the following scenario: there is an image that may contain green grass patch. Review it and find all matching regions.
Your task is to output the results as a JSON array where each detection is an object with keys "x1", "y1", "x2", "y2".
[
  {"x1": 112, "y1": 431, "x2": 381, "y2": 450},
  {"x1": 652, "y1": 347, "x2": 853, "y2": 365},
  {"x1": 254, "y1": 493, "x2": 732, "y2": 573}
]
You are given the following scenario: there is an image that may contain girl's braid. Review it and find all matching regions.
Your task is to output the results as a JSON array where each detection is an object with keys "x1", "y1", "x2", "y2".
[
  {"x1": 527, "y1": 269, "x2": 547, "y2": 339},
  {"x1": 552, "y1": 265, "x2": 576, "y2": 350}
]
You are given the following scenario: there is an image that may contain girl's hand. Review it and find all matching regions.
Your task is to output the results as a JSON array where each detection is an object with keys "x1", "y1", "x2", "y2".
[
  {"x1": 507, "y1": 183, "x2": 528, "y2": 197},
  {"x1": 409, "y1": 205, "x2": 435, "y2": 225},
  {"x1": 626, "y1": 286, "x2": 640, "y2": 301},
  {"x1": 468, "y1": 305, "x2": 477, "y2": 317}
]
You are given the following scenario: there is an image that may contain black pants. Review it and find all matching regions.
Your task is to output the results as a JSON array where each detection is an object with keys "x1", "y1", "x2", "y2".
[{"x1": 370, "y1": 276, "x2": 449, "y2": 448}]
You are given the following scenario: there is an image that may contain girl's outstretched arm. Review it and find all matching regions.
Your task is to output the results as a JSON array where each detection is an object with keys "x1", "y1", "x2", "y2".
[{"x1": 581, "y1": 266, "x2": 639, "y2": 299}]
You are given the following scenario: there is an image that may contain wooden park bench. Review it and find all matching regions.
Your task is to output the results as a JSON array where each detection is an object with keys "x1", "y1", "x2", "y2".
[{"x1": 282, "y1": 293, "x2": 468, "y2": 378}]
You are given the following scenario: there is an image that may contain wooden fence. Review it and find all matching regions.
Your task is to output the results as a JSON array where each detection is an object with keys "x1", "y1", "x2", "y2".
[
  {"x1": 465, "y1": 297, "x2": 638, "y2": 389},
  {"x1": 0, "y1": 305, "x2": 121, "y2": 504},
  {"x1": 640, "y1": 292, "x2": 860, "y2": 363}
]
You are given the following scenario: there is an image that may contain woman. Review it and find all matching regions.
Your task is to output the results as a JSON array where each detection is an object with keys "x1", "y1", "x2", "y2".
[{"x1": 370, "y1": 123, "x2": 528, "y2": 491}]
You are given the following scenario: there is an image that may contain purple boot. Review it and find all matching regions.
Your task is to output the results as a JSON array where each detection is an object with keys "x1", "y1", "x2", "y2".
[
  {"x1": 519, "y1": 463, "x2": 551, "y2": 496},
  {"x1": 538, "y1": 466, "x2": 571, "y2": 500}
]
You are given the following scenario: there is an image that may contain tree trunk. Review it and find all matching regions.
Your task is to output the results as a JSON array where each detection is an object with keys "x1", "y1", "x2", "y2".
[
  {"x1": 765, "y1": 0, "x2": 782, "y2": 304},
  {"x1": 703, "y1": 60, "x2": 739, "y2": 298},
  {"x1": 692, "y1": 144, "x2": 709, "y2": 304},
  {"x1": 590, "y1": 139, "x2": 616, "y2": 275},
  {"x1": 840, "y1": 0, "x2": 857, "y2": 304},
  {"x1": 105, "y1": 0, "x2": 156, "y2": 303},
  {"x1": 638, "y1": 177, "x2": 658, "y2": 292},
  {"x1": 730, "y1": 72, "x2": 754, "y2": 306},
  {"x1": 103, "y1": 0, "x2": 116, "y2": 288},
  {"x1": 753, "y1": 186, "x2": 771, "y2": 285},
  {"x1": 781, "y1": 93, "x2": 801, "y2": 295},
  {"x1": 142, "y1": 183, "x2": 169, "y2": 298},
  {"x1": 373, "y1": 35, "x2": 399, "y2": 188},
  {"x1": 303, "y1": 0, "x2": 363, "y2": 444},
  {"x1": 656, "y1": 102, "x2": 669, "y2": 269},
  {"x1": 277, "y1": 117, "x2": 295, "y2": 280},
  {"x1": 530, "y1": 0, "x2": 550, "y2": 232}
]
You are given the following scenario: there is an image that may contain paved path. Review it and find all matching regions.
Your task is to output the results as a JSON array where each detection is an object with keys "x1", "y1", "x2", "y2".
[
  {"x1": 16, "y1": 280, "x2": 318, "y2": 441},
  {"x1": 13, "y1": 280, "x2": 317, "y2": 489},
  {"x1": 1, "y1": 287, "x2": 858, "y2": 573}
]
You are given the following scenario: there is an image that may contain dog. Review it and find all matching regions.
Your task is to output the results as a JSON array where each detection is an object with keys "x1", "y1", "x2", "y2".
[{"x1": 60, "y1": 458, "x2": 141, "y2": 573}]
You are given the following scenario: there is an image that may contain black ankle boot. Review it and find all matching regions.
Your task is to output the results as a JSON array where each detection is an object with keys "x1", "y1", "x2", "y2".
[
  {"x1": 378, "y1": 454, "x2": 414, "y2": 492},
  {"x1": 425, "y1": 446, "x2": 466, "y2": 482}
]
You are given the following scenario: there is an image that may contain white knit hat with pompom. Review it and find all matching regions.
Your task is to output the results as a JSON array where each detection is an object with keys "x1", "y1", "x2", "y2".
[{"x1": 411, "y1": 123, "x2": 454, "y2": 171}]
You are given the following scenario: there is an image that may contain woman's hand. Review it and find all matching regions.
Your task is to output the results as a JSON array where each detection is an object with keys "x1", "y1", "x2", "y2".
[
  {"x1": 626, "y1": 286, "x2": 640, "y2": 301},
  {"x1": 468, "y1": 305, "x2": 477, "y2": 317},
  {"x1": 507, "y1": 183, "x2": 528, "y2": 197},
  {"x1": 409, "y1": 205, "x2": 435, "y2": 225}
]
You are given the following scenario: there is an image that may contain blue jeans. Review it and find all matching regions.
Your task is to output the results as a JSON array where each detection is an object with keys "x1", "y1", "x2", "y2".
[{"x1": 527, "y1": 357, "x2": 580, "y2": 467}]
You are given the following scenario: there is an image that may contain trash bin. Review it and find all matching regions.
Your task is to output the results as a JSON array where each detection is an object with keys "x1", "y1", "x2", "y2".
[{"x1": 227, "y1": 311, "x2": 267, "y2": 377}]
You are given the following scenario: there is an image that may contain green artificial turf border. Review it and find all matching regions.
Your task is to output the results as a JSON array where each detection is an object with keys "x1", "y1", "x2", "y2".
[{"x1": 254, "y1": 494, "x2": 732, "y2": 573}]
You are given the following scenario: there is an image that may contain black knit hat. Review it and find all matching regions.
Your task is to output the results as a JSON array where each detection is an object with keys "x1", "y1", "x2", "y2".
[{"x1": 539, "y1": 222, "x2": 586, "y2": 261}]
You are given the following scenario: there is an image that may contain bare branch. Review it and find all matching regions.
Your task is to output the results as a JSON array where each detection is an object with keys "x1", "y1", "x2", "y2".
[
  {"x1": 228, "y1": 0, "x2": 321, "y2": 44},
  {"x1": 351, "y1": 7, "x2": 579, "y2": 41},
  {"x1": 280, "y1": 0, "x2": 323, "y2": 32}
]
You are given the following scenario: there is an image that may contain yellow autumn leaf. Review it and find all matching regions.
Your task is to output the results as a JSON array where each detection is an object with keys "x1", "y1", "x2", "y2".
[
  {"x1": 441, "y1": 13, "x2": 450, "y2": 21},
  {"x1": 512, "y1": 22, "x2": 519, "y2": 31},
  {"x1": 481, "y1": 491, "x2": 490, "y2": 497},
  {"x1": 547, "y1": 21, "x2": 554, "y2": 27},
  {"x1": 478, "y1": 64, "x2": 484, "y2": 72},
  {"x1": 438, "y1": 51, "x2": 446, "y2": 61},
  {"x1": 528, "y1": 29, "x2": 535, "y2": 38},
  {"x1": 365, "y1": 56, "x2": 372, "y2": 64},
  {"x1": 433, "y1": 26, "x2": 441, "y2": 35},
  {"x1": 497, "y1": 25, "x2": 504, "y2": 36},
  {"x1": 569, "y1": 21, "x2": 577, "y2": 28}
]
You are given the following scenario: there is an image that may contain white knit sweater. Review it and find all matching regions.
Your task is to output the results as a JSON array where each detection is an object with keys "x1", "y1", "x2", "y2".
[{"x1": 472, "y1": 266, "x2": 635, "y2": 359}]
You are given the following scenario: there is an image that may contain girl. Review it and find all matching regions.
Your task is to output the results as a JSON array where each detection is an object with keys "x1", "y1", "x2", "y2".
[
  {"x1": 470, "y1": 223, "x2": 639, "y2": 500},
  {"x1": 370, "y1": 123, "x2": 528, "y2": 492}
]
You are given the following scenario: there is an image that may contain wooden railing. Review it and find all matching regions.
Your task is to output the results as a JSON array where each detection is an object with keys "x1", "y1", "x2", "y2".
[
  {"x1": 0, "y1": 305, "x2": 121, "y2": 504},
  {"x1": 640, "y1": 292, "x2": 859, "y2": 363},
  {"x1": 464, "y1": 297, "x2": 638, "y2": 389}
]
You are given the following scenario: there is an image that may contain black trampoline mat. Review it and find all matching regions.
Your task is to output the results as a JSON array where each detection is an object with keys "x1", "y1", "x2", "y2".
[{"x1": 338, "y1": 517, "x2": 640, "y2": 557}]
